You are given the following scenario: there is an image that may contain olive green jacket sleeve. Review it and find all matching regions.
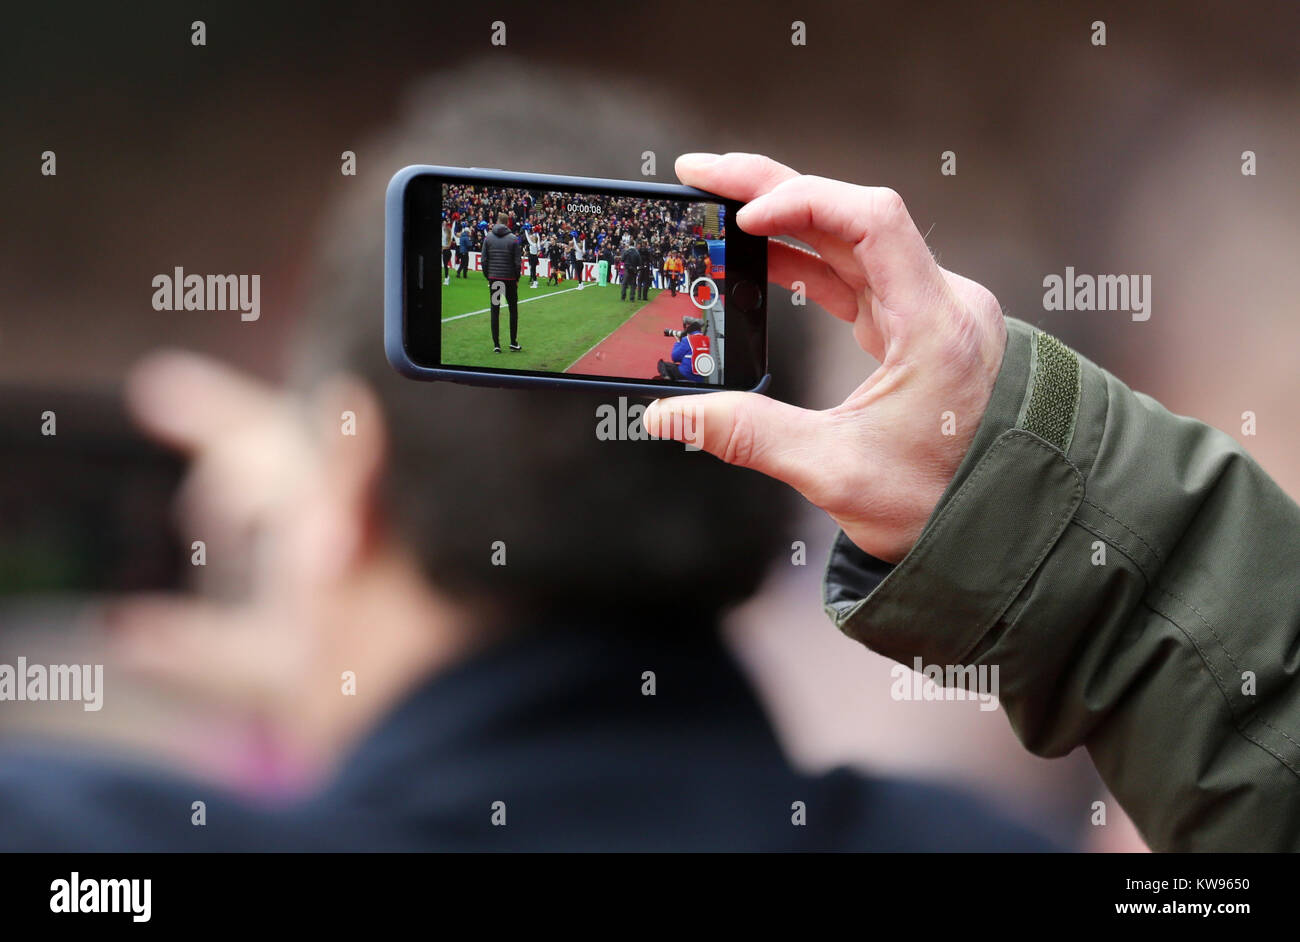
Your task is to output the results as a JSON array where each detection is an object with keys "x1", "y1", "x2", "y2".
[{"x1": 823, "y1": 317, "x2": 1300, "y2": 851}]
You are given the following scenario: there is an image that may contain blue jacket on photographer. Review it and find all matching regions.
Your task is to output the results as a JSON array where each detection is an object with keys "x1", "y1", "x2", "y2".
[{"x1": 658, "y1": 317, "x2": 711, "y2": 382}]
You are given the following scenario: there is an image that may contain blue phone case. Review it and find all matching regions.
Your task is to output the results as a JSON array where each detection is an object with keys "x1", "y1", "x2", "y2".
[{"x1": 384, "y1": 165, "x2": 771, "y2": 397}]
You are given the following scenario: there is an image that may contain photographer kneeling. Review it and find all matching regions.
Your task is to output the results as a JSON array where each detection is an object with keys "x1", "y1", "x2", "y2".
[{"x1": 657, "y1": 316, "x2": 711, "y2": 383}]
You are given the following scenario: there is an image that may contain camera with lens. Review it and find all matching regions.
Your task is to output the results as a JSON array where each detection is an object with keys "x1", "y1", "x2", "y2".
[{"x1": 664, "y1": 316, "x2": 704, "y2": 339}]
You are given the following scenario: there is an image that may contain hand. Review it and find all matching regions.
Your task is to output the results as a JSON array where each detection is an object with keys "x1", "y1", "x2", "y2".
[
  {"x1": 109, "y1": 352, "x2": 318, "y2": 711},
  {"x1": 644, "y1": 153, "x2": 1008, "y2": 564}
]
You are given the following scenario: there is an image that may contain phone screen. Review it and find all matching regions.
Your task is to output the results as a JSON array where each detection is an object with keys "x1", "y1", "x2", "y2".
[{"x1": 402, "y1": 173, "x2": 767, "y2": 390}]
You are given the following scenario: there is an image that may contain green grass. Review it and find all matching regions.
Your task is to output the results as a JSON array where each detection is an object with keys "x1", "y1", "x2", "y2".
[{"x1": 440, "y1": 274, "x2": 659, "y2": 372}]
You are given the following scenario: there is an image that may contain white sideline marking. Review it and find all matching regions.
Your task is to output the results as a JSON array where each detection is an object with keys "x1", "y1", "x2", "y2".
[{"x1": 442, "y1": 282, "x2": 597, "y2": 321}]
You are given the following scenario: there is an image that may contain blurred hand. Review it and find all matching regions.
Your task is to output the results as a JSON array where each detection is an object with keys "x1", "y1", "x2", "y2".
[
  {"x1": 113, "y1": 352, "x2": 454, "y2": 767},
  {"x1": 111, "y1": 352, "x2": 316, "y2": 712},
  {"x1": 644, "y1": 153, "x2": 1008, "y2": 564}
]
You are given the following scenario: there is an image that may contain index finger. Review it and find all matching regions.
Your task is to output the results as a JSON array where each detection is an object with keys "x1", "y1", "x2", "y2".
[
  {"x1": 680, "y1": 153, "x2": 865, "y2": 318},
  {"x1": 675, "y1": 152, "x2": 799, "y2": 202},
  {"x1": 737, "y1": 176, "x2": 949, "y2": 319},
  {"x1": 124, "y1": 350, "x2": 284, "y2": 454}
]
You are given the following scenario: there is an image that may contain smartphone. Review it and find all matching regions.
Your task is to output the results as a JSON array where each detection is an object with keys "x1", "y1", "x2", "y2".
[{"x1": 385, "y1": 165, "x2": 769, "y2": 396}]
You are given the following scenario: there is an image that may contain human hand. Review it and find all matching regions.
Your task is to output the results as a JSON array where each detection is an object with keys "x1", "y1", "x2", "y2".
[{"x1": 644, "y1": 153, "x2": 1007, "y2": 563}]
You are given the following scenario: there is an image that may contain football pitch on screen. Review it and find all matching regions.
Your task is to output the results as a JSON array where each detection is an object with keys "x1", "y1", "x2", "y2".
[{"x1": 440, "y1": 276, "x2": 661, "y2": 373}]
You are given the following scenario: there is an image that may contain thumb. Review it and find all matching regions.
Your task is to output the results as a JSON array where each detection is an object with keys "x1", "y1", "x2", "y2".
[{"x1": 643, "y1": 392, "x2": 829, "y2": 493}]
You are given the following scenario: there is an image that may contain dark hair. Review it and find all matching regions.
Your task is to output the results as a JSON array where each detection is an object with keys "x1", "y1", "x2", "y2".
[{"x1": 294, "y1": 64, "x2": 809, "y2": 624}]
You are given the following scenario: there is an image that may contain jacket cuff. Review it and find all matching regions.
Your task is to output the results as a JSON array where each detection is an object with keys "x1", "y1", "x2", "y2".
[{"x1": 822, "y1": 318, "x2": 1091, "y2": 665}]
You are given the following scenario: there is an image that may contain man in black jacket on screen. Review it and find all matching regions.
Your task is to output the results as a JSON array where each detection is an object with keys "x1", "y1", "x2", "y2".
[
  {"x1": 620, "y1": 242, "x2": 641, "y2": 301},
  {"x1": 480, "y1": 212, "x2": 522, "y2": 352}
]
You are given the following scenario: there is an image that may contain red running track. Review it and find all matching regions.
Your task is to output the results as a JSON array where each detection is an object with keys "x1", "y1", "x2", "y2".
[{"x1": 567, "y1": 288, "x2": 700, "y2": 379}]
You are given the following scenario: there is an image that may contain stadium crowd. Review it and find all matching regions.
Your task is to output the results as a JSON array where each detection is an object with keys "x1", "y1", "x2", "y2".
[{"x1": 441, "y1": 183, "x2": 721, "y2": 288}]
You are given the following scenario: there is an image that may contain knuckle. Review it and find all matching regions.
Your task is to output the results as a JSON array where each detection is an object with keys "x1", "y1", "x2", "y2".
[
  {"x1": 934, "y1": 301, "x2": 1004, "y2": 380},
  {"x1": 663, "y1": 402, "x2": 696, "y2": 441},
  {"x1": 718, "y1": 402, "x2": 755, "y2": 467},
  {"x1": 809, "y1": 452, "x2": 875, "y2": 512},
  {"x1": 855, "y1": 187, "x2": 909, "y2": 256},
  {"x1": 743, "y1": 152, "x2": 779, "y2": 171},
  {"x1": 959, "y1": 285, "x2": 1008, "y2": 365},
  {"x1": 873, "y1": 187, "x2": 908, "y2": 224},
  {"x1": 772, "y1": 173, "x2": 813, "y2": 197},
  {"x1": 938, "y1": 310, "x2": 984, "y2": 368},
  {"x1": 969, "y1": 284, "x2": 1003, "y2": 322},
  {"x1": 723, "y1": 151, "x2": 759, "y2": 171},
  {"x1": 810, "y1": 469, "x2": 859, "y2": 511}
]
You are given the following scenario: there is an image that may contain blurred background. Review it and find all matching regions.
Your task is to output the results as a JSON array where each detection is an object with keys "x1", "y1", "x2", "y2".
[{"x1": 3, "y1": 0, "x2": 1298, "y2": 850}]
